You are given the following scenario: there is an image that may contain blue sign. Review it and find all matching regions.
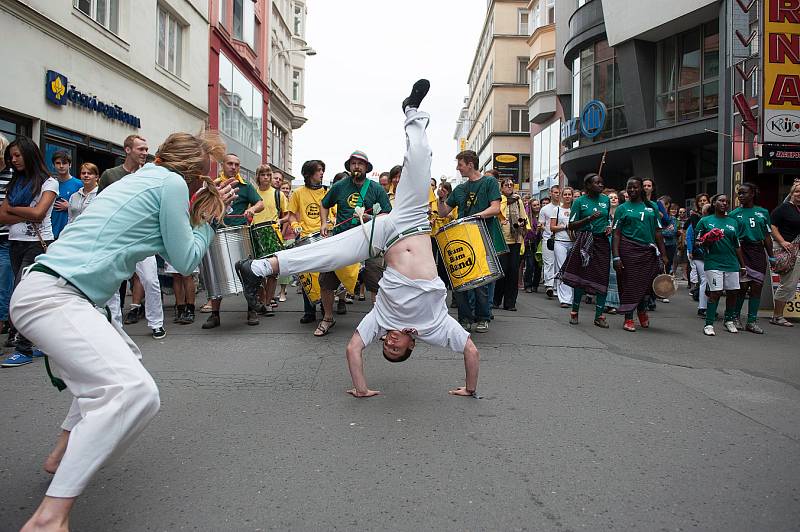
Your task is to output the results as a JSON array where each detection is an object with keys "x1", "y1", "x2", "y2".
[
  {"x1": 580, "y1": 100, "x2": 607, "y2": 139},
  {"x1": 45, "y1": 70, "x2": 141, "y2": 128}
]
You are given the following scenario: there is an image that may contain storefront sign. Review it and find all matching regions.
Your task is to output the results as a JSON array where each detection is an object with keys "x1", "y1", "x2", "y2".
[
  {"x1": 580, "y1": 100, "x2": 606, "y2": 139},
  {"x1": 760, "y1": 143, "x2": 800, "y2": 172},
  {"x1": 561, "y1": 118, "x2": 579, "y2": 146},
  {"x1": 45, "y1": 70, "x2": 141, "y2": 128},
  {"x1": 762, "y1": 0, "x2": 800, "y2": 144},
  {"x1": 493, "y1": 153, "x2": 519, "y2": 182}
]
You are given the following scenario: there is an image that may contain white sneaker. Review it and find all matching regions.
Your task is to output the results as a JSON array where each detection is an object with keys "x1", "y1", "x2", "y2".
[
  {"x1": 703, "y1": 325, "x2": 715, "y2": 336},
  {"x1": 723, "y1": 321, "x2": 738, "y2": 333}
]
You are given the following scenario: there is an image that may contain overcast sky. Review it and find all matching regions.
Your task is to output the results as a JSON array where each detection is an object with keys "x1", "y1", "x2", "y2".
[{"x1": 292, "y1": 0, "x2": 487, "y2": 184}]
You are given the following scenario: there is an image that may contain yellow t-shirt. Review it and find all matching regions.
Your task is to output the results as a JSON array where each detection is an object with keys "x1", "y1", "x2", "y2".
[
  {"x1": 252, "y1": 186, "x2": 288, "y2": 225},
  {"x1": 288, "y1": 186, "x2": 329, "y2": 237}
]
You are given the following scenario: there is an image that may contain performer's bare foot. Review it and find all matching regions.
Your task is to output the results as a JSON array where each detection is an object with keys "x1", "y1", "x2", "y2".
[
  {"x1": 346, "y1": 388, "x2": 381, "y2": 398},
  {"x1": 20, "y1": 496, "x2": 74, "y2": 532},
  {"x1": 43, "y1": 430, "x2": 70, "y2": 475}
]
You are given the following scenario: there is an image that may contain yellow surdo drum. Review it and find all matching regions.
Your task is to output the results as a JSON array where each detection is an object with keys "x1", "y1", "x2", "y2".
[{"x1": 434, "y1": 215, "x2": 503, "y2": 292}]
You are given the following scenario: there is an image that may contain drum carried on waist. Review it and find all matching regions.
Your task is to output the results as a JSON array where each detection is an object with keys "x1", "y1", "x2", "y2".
[
  {"x1": 434, "y1": 215, "x2": 503, "y2": 292},
  {"x1": 200, "y1": 225, "x2": 254, "y2": 298},
  {"x1": 250, "y1": 221, "x2": 283, "y2": 259},
  {"x1": 298, "y1": 272, "x2": 321, "y2": 305}
]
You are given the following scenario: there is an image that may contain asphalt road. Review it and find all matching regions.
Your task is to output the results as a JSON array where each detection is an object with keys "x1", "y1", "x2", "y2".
[{"x1": 2, "y1": 283, "x2": 799, "y2": 531}]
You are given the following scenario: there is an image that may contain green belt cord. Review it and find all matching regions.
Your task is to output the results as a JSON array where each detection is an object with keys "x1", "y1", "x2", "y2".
[{"x1": 44, "y1": 306, "x2": 112, "y2": 392}]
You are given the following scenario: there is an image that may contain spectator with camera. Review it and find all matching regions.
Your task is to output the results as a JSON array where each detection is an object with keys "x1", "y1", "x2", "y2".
[{"x1": 494, "y1": 178, "x2": 528, "y2": 311}]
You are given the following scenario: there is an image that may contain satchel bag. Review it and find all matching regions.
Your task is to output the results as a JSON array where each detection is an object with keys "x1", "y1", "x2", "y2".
[{"x1": 773, "y1": 236, "x2": 800, "y2": 275}]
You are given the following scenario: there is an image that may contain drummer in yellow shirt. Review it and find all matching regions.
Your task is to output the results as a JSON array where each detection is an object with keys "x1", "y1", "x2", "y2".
[
  {"x1": 253, "y1": 165, "x2": 289, "y2": 314},
  {"x1": 287, "y1": 160, "x2": 332, "y2": 323}
]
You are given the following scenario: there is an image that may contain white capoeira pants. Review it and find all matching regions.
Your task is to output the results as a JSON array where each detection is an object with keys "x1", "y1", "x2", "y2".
[
  {"x1": 553, "y1": 240, "x2": 574, "y2": 305},
  {"x1": 253, "y1": 109, "x2": 433, "y2": 278},
  {"x1": 10, "y1": 271, "x2": 160, "y2": 498},
  {"x1": 542, "y1": 244, "x2": 556, "y2": 288},
  {"x1": 106, "y1": 255, "x2": 164, "y2": 328}
]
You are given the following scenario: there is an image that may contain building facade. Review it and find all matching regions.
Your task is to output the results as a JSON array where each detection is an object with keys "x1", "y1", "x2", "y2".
[
  {"x1": 458, "y1": 0, "x2": 531, "y2": 186},
  {"x1": 268, "y1": 0, "x2": 310, "y2": 181},
  {"x1": 1, "y1": 0, "x2": 209, "y2": 174},
  {"x1": 209, "y1": 0, "x2": 270, "y2": 178}
]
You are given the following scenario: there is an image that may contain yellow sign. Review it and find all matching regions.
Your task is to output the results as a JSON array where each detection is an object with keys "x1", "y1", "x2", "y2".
[
  {"x1": 762, "y1": 0, "x2": 800, "y2": 143},
  {"x1": 299, "y1": 272, "x2": 321, "y2": 304},
  {"x1": 459, "y1": 138, "x2": 467, "y2": 151},
  {"x1": 434, "y1": 222, "x2": 492, "y2": 290},
  {"x1": 495, "y1": 154, "x2": 518, "y2": 164}
]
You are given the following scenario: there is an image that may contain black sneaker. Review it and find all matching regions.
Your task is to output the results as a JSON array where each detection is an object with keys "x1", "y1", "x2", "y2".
[
  {"x1": 235, "y1": 259, "x2": 264, "y2": 311},
  {"x1": 246, "y1": 310, "x2": 260, "y2": 326},
  {"x1": 152, "y1": 327, "x2": 166, "y2": 339},
  {"x1": 402, "y1": 79, "x2": 430, "y2": 112},
  {"x1": 202, "y1": 314, "x2": 220, "y2": 329},
  {"x1": 300, "y1": 314, "x2": 316, "y2": 324},
  {"x1": 173, "y1": 305, "x2": 186, "y2": 323},
  {"x1": 124, "y1": 305, "x2": 141, "y2": 325},
  {"x1": 336, "y1": 299, "x2": 347, "y2": 315},
  {"x1": 178, "y1": 306, "x2": 195, "y2": 325}
]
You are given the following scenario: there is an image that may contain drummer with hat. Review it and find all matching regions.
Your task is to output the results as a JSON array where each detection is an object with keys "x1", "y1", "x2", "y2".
[
  {"x1": 236, "y1": 79, "x2": 481, "y2": 398},
  {"x1": 310, "y1": 150, "x2": 392, "y2": 336}
]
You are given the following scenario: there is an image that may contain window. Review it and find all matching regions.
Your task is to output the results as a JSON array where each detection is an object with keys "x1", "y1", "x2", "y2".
[
  {"x1": 73, "y1": 0, "x2": 119, "y2": 33},
  {"x1": 655, "y1": 22, "x2": 719, "y2": 126},
  {"x1": 218, "y1": 52, "x2": 263, "y2": 155},
  {"x1": 293, "y1": 4, "x2": 304, "y2": 37},
  {"x1": 531, "y1": 56, "x2": 555, "y2": 96},
  {"x1": 270, "y1": 122, "x2": 287, "y2": 170},
  {"x1": 531, "y1": 121, "x2": 560, "y2": 190},
  {"x1": 233, "y1": 0, "x2": 255, "y2": 48},
  {"x1": 518, "y1": 58, "x2": 528, "y2": 84},
  {"x1": 219, "y1": 0, "x2": 227, "y2": 26},
  {"x1": 157, "y1": 6, "x2": 183, "y2": 77},
  {"x1": 570, "y1": 39, "x2": 627, "y2": 142},
  {"x1": 292, "y1": 69, "x2": 303, "y2": 102},
  {"x1": 510, "y1": 108, "x2": 530, "y2": 133},
  {"x1": 518, "y1": 9, "x2": 529, "y2": 35}
]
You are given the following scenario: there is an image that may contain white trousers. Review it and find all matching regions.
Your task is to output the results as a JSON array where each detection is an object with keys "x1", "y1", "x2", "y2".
[
  {"x1": 264, "y1": 110, "x2": 432, "y2": 277},
  {"x1": 10, "y1": 271, "x2": 160, "y2": 498},
  {"x1": 106, "y1": 256, "x2": 163, "y2": 328},
  {"x1": 692, "y1": 259, "x2": 708, "y2": 310},
  {"x1": 553, "y1": 240, "x2": 574, "y2": 305},
  {"x1": 542, "y1": 244, "x2": 556, "y2": 288}
]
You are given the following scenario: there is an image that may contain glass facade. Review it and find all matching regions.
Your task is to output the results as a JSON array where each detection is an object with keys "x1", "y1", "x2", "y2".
[
  {"x1": 218, "y1": 52, "x2": 263, "y2": 155},
  {"x1": 571, "y1": 39, "x2": 626, "y2": 143},
  {"x1": 655, "y1": 22, "x2": 719, "y2": 126}
]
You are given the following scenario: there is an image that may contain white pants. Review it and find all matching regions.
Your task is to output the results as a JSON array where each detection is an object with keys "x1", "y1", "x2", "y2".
[
  {"x1": 553, "y1": 240, "x2": 574, "y2": 305},
  {"x1": 692, "y1": 259, "x2": 708, "y2": 310},
  {"x1": 542, "y1": 243, "x2": 555, "y2": 288},
  {"x1": 106, "y1": 256, "x2": 163, "y2": 328},
  {"x1": 264, "y1": 110, "x2": 432, "y2": 277},
  {"x1": 10, "y1": 271, "x2": 160, "y2": 497}
]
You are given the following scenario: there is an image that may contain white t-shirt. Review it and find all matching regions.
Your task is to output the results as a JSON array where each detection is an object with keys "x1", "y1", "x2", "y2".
[
  {"x1": 356, "y1": 267, "x2": 470, "y2": 353},
  {"x1": 539, "y1": 203, "x2": 558, "y2": 239},
  {"x1": 551, "y1": 206, "x2": 572, "y2": 242},
  {"x1": 8, "y1": 177, "x2": 59, "y2": 241}
]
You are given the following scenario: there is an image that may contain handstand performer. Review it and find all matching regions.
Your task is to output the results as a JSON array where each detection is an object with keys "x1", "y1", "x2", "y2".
[{"x1": 237, "y1": 80, "x2": 480, "y2": 398}]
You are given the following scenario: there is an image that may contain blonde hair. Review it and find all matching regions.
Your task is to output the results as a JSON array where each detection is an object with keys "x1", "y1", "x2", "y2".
[
  {"x1": 560, "y1": 186, "x2": 574, "y2": 206},
  {"x1": 80, "y1": 162, "x2": 99, "y2": 176},
  {"x1": 156, "y1": 130, "x2": 226, "y2": 227}
]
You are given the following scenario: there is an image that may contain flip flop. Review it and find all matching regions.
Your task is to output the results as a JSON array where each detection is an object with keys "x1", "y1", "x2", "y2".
[{"x1": 314, "y1": 318, "x2": 336, "y2": 337}]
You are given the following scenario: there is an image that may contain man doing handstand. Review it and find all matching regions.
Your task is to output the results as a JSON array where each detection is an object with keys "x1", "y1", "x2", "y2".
[{"x1": 236, "y1": 80, "x2": 480, "y2": 398}]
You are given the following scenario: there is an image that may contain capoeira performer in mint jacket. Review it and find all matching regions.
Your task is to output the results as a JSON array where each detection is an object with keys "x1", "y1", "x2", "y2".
[{"x1": 237, "y1": 80, "x2": 481, "y2": 398}]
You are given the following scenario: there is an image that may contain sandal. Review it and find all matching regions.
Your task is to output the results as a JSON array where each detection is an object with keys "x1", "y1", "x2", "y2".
[
  {"x1": 770, "y1": 316, "x2": 794, "y2": 327},
  {"x1": 314, "y1": 318, "x2": 336, "y2": 337}
]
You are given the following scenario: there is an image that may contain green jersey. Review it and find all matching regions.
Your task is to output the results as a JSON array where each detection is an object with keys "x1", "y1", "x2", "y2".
[
  {"x1": 224, "y1": 181, "x2": 262, "y2": 226},
  {"x1": 570, "y1": 193, "x2": 611, "y2": 234},
  {"x1": 695, "y1": 214, "x2": 741, "y2": 272},
  {"x1": 612, "y1": 201, "x2": 661, "y2": 245},
  {"x1": 447, "y1": 175, "x2": 505, "y2": 253},
  {"x1": 321, "y1": 176, "x2": 392, "y2": 235},
  {"x1": 729, "y1": 206, "x2": 771, "y2": 243}
]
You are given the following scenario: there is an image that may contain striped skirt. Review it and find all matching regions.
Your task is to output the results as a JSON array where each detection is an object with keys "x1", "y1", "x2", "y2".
[
  {"x1": 741, "y1": 241, "x2": 767, "y2": 284},
  {"x1": 559, "y1": 232, "x2": 610, "y2": 295},
  {"x1": 617, "y1": 237, "x2": 660, "y2": 313}
]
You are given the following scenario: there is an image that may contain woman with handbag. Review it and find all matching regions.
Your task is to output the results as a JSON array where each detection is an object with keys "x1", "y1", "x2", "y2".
[
  {"x1": 0, "y1": 136, "x2": 58, "y2": 367},
  {"x1": 8, "y1": 131, "x2": 235, "y2": 531},
  {"x1": 550, "y1": 186, "x2": 574, "y2": 308},
  {"x1": 770, "y1": 182, "x2": 800, "y2": 327}
]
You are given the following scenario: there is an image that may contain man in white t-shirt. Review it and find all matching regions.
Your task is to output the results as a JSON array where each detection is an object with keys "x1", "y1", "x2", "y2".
[
  {"x1": 236, "y1": 80, "x2": 481, "y2": 398},
  {"x1": 538, "y1": 185, "x2": 560, "y2": 298}
]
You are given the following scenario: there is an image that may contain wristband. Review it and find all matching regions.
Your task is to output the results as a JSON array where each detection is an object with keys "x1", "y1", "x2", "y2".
[{"x1": 612, "y1": 257, "x2": 621, "y2": 262}]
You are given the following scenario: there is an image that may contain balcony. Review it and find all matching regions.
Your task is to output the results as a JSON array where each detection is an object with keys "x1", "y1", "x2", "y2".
[
  {"x1": 563, "y1": 0, "x2": 606, "y2": 67},
  {"x1": 528, "y1": 90, "x2": 557, "y2": 124}
]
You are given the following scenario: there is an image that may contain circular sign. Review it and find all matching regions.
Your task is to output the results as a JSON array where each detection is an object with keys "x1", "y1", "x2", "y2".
[
  {"x1": 495, "y1": 154, "x2": 518, "y2": 164},
  {"x1": 580, "y1": 100, "x2": 607, "y2": 139}
]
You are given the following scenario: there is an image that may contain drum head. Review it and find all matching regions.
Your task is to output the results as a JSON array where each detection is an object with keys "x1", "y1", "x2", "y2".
[{"x1": 652, "y1": 274, "x2": 677, "y2": 298}]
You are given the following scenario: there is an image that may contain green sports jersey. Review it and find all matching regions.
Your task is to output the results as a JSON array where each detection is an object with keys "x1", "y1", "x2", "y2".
[
  {"x1": 224, "y1": 181, "x2": 262, "y2": 226},
  {"x1": 321, "y1": 176, "x2": 392, "y2": 235},
  {"x1": 729, "y1": 206, "x2": 771, "y2": 243},
  {"x1": 569, "y1": 194, "x2": 610, "y2": 234},
  {"x1": 612, "y1": 200, "x2": 661, "y2": 245},
  {"x1": 695, "y1": 214, "x2": 741, "y2": 272}
]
